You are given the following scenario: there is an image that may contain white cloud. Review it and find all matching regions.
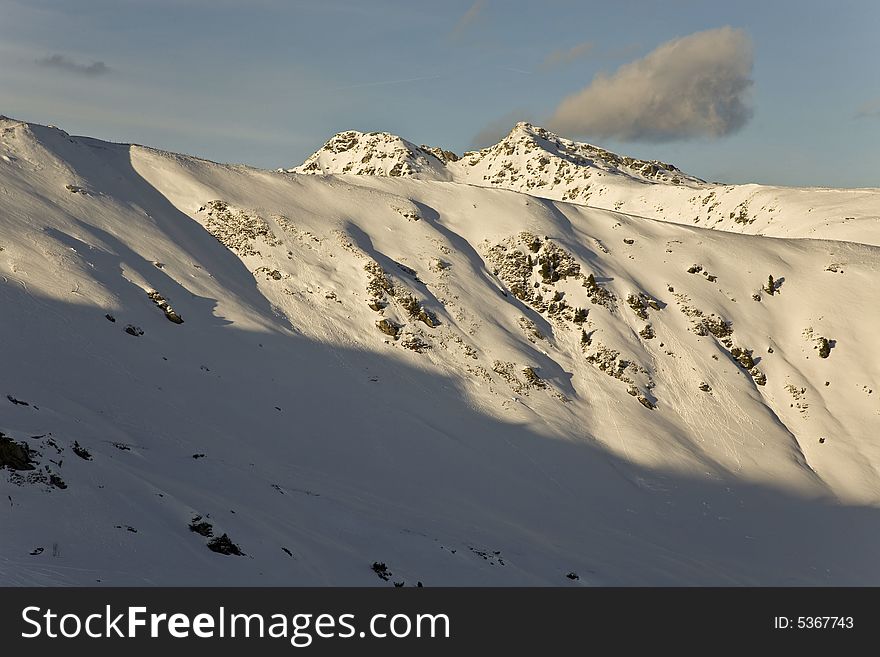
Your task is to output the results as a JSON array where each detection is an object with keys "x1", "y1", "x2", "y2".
[{"x1": 548, "y1": 27, "x2": 753, "y2": 141}]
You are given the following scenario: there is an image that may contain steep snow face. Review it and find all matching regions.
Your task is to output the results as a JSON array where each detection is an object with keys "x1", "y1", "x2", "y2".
[
  {"x1": 289, "y1": 130, "x2": 452, "y2": 180},
  {"x1": 296, "y1": 122, "x2": 880, "y2": 245},
  {"x1": 2, "y1": 117, "x2": 880, "y2": 586}
]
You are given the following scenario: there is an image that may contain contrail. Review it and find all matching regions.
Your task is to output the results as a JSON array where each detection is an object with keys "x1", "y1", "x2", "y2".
[
  {"x1": 328, "y1": 74, "x2": 444, "y2": 92},
  {"x1": 500, "y1": 66, "x2": 533, "y2": 76}
]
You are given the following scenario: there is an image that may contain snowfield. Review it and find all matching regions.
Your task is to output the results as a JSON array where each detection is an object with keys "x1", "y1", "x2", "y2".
[{"x1": 1, "y1": 116, "x2": 879, "y2": 585}]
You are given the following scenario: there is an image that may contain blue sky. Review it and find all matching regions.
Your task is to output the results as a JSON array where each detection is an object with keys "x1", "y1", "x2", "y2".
[{"x1": 1, "y1": 0, "x2": 877, "y2": 187}]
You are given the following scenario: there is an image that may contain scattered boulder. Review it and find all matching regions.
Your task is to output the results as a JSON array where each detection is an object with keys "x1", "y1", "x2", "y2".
[
  {"x1": 147, "y1": 291, "x2": 184, "y2": 324},
  {"x1": 0, "y1": 432, "x2": 36, "y2": 470},
  {"x1": 364, "y1": 261, "x2": 395, "y2": 298},
  {"x1": 372, "y1": 562, "x2": 392, "y2": 581},
  {"x1": 254, "y1": 266, "x2": 283, "y2": 281},
  {"x1": 401, "y1": 335, "x2": 430, "y2": 353},
  {"x1": 522, "y1": 367, "x2": 547, "y2": 389},
  {"x1": 699, "y1": 315, "x2": 733, "y2": 340},
  {"x1": 730, "y1": 347, "x2": 755, "y2": 370},
  {"x1": 816, "y1": 336, "x2": 833, "y2": 359},
  {"x1": 49, "y1": 473, "x2": 67, "y2": 489},
  {"x1": 397, "y1": 291, "x2": 437, "y2": 327},
  {"x1": 626, "y1": 294, "x2": 649, "y2": 319},
  {"x1": 207, "y1": 533, "x2": 244, "y2": 556},
  {"x1": 189, "y1": 515, "x2": 214, "y2": 537},
  {"x1": 637, "y1": 395, "x2": 656, "y2": 410},
  {"x1": 376, "y1": 319, "x2": 400, "y2": 338},
  {"x1": 72, "y1": 441, "x2": 92, "y2": 461}
]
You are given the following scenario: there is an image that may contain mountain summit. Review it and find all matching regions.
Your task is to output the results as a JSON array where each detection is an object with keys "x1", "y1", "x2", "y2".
[
  {"x1": 290, "y1": 130, "x2": 453, "y2": 180},
  {"x1": 456, "y1": 121, "x2": 706, "y2": 194}
]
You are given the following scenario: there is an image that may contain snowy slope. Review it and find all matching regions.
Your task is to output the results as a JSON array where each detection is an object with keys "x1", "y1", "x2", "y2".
[
  {"x1": 296, "y1": 122, "x2": 880, "y2": 245},
  {"x1": 2, "y1": 116, "x2": 880, "y2": 586}
]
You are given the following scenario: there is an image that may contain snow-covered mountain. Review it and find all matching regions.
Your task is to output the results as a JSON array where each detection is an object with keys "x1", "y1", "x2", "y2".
[
  {"x1": 291, "y1": 130, "x2": 453, "y2": 180},
  {"x1": 295, "y1": 122, "x2": 880, "y2": 245},
  {"x1": 2, "y1": 116, "x2": 880, "y2": 586}
]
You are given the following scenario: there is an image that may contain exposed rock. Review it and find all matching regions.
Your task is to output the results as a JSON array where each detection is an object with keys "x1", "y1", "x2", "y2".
[
  {"x1": 376, "y1": 319, "x2": 400, "y2": 338},
  {"x1": 0, "y1": 432, "x2": 36, "y2": 471},
  {"x1": 202, "y1": 200, "x2": 280, "y2": 257},
  {"x1": 207, "y1": 533, "x2": 244, "y2": 556},
  {"x1": 400, "y1": 334, "x2": 430, "y2": 352},
  {"x1": 189, "y1": 515, "x2": 214, "y2": 537},
  {"x1": 522, "y1": 366, "x2": 547, "y2": 389},
  {"x1": 372, "y1": 561, "x2": 392, "y2": 581},
  {"x1": 147, "y1": 290, "x2": 184, "y2": 324}
]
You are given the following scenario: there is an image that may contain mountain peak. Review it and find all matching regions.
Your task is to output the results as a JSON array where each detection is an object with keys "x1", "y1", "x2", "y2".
[
  {"x1": 509, "y1": 120, "x2": 538, "y2": 134},
  {"x1": 474, "y1": 122, "x2": 701, "y2": 183},
  {"x1": 289, "y1": 129, "x2": 452, "y2": 180}
]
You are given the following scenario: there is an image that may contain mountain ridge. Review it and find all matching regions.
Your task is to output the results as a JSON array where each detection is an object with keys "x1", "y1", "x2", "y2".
[{"x1": 292, "y1": 121, "x2": 880, "y2": 246}]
